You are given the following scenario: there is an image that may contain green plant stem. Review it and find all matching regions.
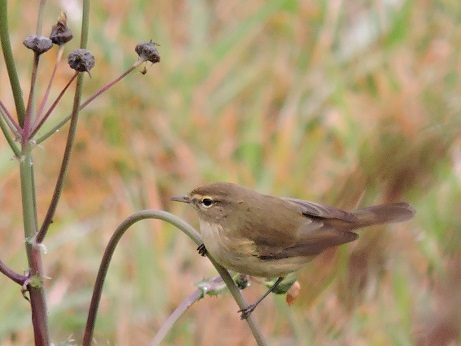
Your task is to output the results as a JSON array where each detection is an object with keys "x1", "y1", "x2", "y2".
[
  {"x1": 80, "y1": 0, "x2": 90, "y2": 49},
  {"x1": 36, "y1": 0, "x2": 46, "y2": 35},
  {"x1": 2, "y1": 1, "x2": 49, "y2": 343},
  {"x1": 20, "y1": 144, "x2": 49, "y2": 345},
  {"x1": 0, "y1": 106, "x2": 20, "y2": 157},
  {"x1": 0, "y1": 0, "x2": 26, "y2": 127},
  {"x1": 82, "y1": 210, "x2": 267, "y2": 346}
]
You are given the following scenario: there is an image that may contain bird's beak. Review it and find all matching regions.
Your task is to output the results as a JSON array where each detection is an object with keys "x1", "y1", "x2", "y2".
[{"x1": 171, "y1": 195, "x2": 191, "y2": 203}]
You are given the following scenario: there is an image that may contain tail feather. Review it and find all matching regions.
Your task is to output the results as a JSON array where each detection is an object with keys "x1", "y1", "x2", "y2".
[{"x1": 352, "y1": 202, "x2": 415, "y2": 228}]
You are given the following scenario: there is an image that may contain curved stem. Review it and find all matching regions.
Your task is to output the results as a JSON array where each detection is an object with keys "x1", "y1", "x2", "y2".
[
  {"x1": 0, "y1": 258, "x2": 27, "y2": 285},
  {"x1": 82, "y1": 210, "x2": 267, "y2": 346}
]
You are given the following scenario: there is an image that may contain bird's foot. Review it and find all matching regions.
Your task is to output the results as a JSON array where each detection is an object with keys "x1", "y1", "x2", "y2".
[
  {"x1": 238, "y1": 304, "x2": 256, "y2": 319},
  {"x1": 197, "y1": 243, "x2": 207, "y2": 256}
]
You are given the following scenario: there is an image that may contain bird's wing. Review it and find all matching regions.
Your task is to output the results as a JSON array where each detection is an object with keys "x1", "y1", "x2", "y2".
[
  {"x1": 255, "y1": 198, "x2": 360, "y2": 260},
  {"x1": 258, "y1": 226, "x2": 359, "y2": 260},
  {"x1": 282, "y1": 198, "x2": 358, "y2": 222},
  {"x1": 241, "y1": 221, "x2": 313, "y2": 255},
  {"x1": 242, "y1": 197, "x2": 359, "y2": 260}
]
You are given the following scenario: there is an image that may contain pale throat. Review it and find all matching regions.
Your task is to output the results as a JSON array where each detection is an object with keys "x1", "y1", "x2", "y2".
[
  {"x1": 198, "y1": 219, "x2": 235, "y2": 265},
  {"x1": 198, "y1": 219, "x2": 222, "y2": 240}
]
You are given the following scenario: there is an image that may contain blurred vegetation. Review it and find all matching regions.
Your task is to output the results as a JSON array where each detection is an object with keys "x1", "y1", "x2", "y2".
[{"x1": 0, "y1": 0, "x2": 460, "y2": 345}]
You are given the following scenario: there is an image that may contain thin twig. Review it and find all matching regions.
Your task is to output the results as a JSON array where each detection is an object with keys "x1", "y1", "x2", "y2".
[
  {"x1": 35, "y1": 71, "x2": 85, "y2": 244},
  {"x1": 0, "y1": 259, "x2": 27, "y2": 285},
  {"x1": 31, "y1": 71, "x2": 78, "y2": 138},
  {"x1": 0, "y1": 104, "x2": 21, "y2": 157},
  {"x1": 151, "y1": 275, "x2": 231, "y2": 346},
  {"x1": 150, "y1": 289, "x2": 203, "y2": 346},
  {"x1": 22, "y1": 53, "x2": 40, "y2": 144},
  {"x1": 35, "y1": 45, "x2": 65, "y2": 124},
  {"x1": 36, "y1": 62, "x2": 141, "y2": 144},
  {"x1": 0, "y1": 99, "x2": 22, "y2": 134},
  {"x1": 35, "y1": 0, "x2": 90, "y2": 242}
]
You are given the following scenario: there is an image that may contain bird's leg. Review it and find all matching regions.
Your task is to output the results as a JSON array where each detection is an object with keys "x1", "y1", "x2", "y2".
[
  {"x1": 238, "y1": 276, "x2": 284, "y2": 319},
  {"x1": 197, "y1": 243, "x2": 207, "y2": 256}
]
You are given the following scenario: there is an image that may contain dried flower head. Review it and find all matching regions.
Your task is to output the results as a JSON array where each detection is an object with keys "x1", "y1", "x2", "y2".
[
  {"x1": 68, "y1": 49, "x2": 95, "y2": 75},
  {"x1": 135, "y1": 40, "x2": 160, "y2": 64},
  {"x1": 50, "y1": 12, "x2": 73, "y2": 45},
  {"x1": 23, "y1": 35, "x2": 53, "y2": 54}
]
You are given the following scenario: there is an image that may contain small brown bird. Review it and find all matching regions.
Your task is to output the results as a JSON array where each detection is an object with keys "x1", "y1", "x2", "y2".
[{"x1": 172, "y1": 182, "x2": 415, "y2": 318}]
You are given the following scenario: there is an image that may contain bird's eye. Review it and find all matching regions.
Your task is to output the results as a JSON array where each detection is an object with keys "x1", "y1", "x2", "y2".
[{"x1": 201, "y1": 198, "x2": 214, "y2": 208}]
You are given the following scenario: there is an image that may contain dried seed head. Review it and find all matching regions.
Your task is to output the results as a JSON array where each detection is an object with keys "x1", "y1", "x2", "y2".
[
  {"x1": 50, "y1": 12, "x2": 73, "y2": 45},
  {"x1": 135, "y1": 40, "x2": 160, "y2": 64},
  {"x1": 68, "y1": 49, "x2": 95, "y2": 75},
  {"x1": 23, "y1": 35, "x2": 53, "y2": 54}
]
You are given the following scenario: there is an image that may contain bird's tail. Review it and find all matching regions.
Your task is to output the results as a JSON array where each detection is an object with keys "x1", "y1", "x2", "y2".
[{"x1": 352, "y1": 202, "x2": 415, "y2": 228}]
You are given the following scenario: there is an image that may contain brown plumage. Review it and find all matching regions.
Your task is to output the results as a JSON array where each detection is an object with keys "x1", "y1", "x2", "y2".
[{"x1": 172, "y1": 182, "x2": 415, "y2": 318}]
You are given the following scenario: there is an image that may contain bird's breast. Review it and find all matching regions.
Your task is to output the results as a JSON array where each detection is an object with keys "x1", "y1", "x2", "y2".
[
  {"x1": 198, "y1": 220, "x2": 307, "y2": 278},
  {"x1": 198, "y1": 220, "x2": 249, "y2": 268}
]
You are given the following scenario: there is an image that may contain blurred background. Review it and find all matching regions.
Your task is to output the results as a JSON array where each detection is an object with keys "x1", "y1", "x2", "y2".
[{"x1": 1, "y1": 0, "x2": 460, "y2": 344}]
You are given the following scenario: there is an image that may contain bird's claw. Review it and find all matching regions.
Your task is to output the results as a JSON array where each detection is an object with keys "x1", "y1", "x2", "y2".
[
  {"x1": 197, "y1": 244, "x2": 207, "y2": 256},
  {"x1": 238, "y1": 304, "x2": 256, "y2": 319}
]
